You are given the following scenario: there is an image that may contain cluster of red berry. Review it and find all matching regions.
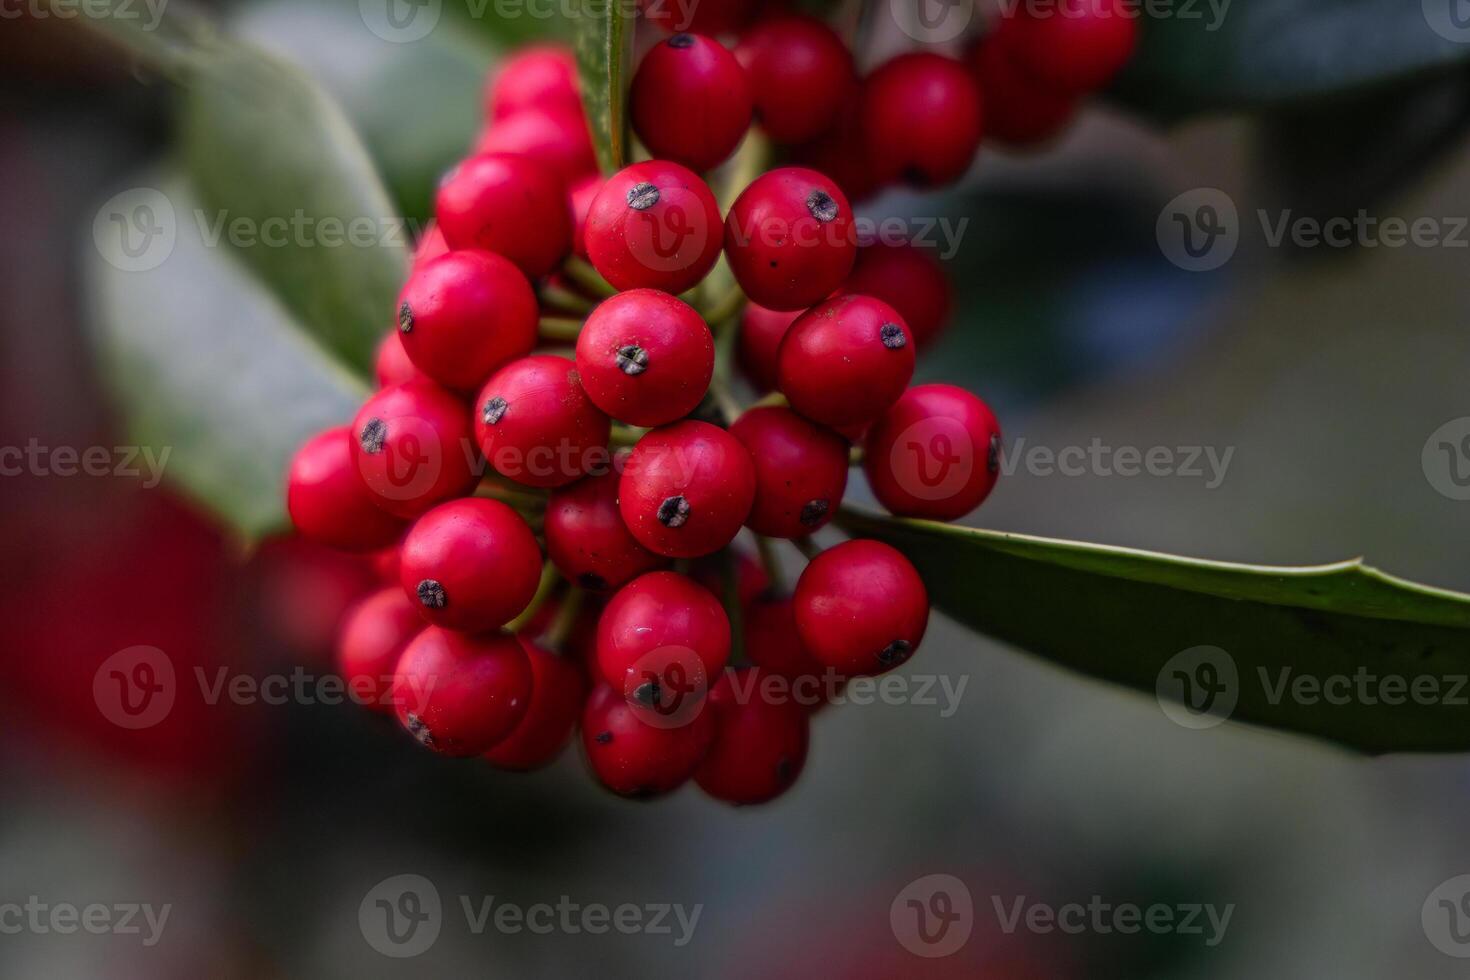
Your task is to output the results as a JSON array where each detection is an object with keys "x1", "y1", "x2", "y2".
[{"x1": 285, "y1": 3, "x2": 1134, "y2": 804}]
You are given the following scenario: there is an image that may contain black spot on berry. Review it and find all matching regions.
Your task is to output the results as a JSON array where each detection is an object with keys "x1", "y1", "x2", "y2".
[
  {"x1": 902, "y1": 165, "x2": 932, "y2": 187},
  {"x1": 776, "y1": 756, "x2": 792, "y2": 783},
  {"x1": 578, "y1": 572, "x2": 608, "y2": 591},
  {"x1": 632, "y1": 678, "x2": 662, "y2": 706},
  {"x1": 877, "y1": 639, "x2": 912, "y2": 667},
  {"x1": 594, "y1": 730, "x2": 613, "y2": 744},
  {"x1": 988, "y1": 433, "x2": 1000, "y2": 474},
  {"x1": 627, "y1": 182, "x2": 660, "y2": 211},
  {"x1": 805, "y1": 189, "x2": 838, "y2": 223},
  {"x1": 880, "y1": 322, "x2": 907, "y2": 349},
  {"x1": 800, "y1": 499, "x2": 829, "y2": 526},
  {"x1": 360, "y1": 418, "x2": 387, "y2": 454},
  {"x1": 483, "y1": 396, "x2": 508, "y2": 425},
  {"x1": 406, "y1": 713, "x2": 434, "y2": 747},
  {"x1": 616, "y1": 345, "x2": 649, "y2": 376},
  {"x1": 668, "y1": 33, "x2": 695, "y2": 48},
  {"x1": 658, "y1": 495, "x2": 691, "y2": 528},
  {"x1": 398, "y1": 301, "x2": 414, "y2": 333},
  {"x1": 416, "y1": 579, "x2": 447, "y2": 609}
]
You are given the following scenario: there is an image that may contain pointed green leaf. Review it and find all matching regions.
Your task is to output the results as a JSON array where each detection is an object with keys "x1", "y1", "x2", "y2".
[{"x1": 573, "y1": 0, "x2": 637, "y2": 173}]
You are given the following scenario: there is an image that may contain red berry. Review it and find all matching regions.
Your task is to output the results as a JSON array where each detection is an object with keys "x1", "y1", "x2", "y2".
[
  {"x1": 776, "y1": 294, "x2": 915, "y2": 428},
  {"x1": 744, "y1": 595, "x2": 827, "y2": 695},
  {"x1": 998, "y1": 0, "x2": 1138, "y2": 94},
  {"x1": 371, "y1": 544, "x2": 402, "y2": 584},
  {"x1": 483, "y1": 639, "x2": 586, "y2": 771},
  {"x1": 336, "y1": 587, "x2": 421, "y2": 714},
  {"x1": 411, "y1": 222, "x2": 450, "y2": 271},
  {"x1": 287, "y1": 426, "x2": 408, "y2": 550},
  {"x1": 569, "y1": 173, "x2": 603, "y2": 260},
  {"x1": 474, "y1": 107, "x2": 597, "y2": 187},
  {"x1": 737, "y1": 301, "x2": 800, "y2": 391},
  {"x1": 619, "y1": 421, "x2": 756, "y2": 558},
  {"x1": 735, "y1": 15, "x2": 855, "y2": 145},
  {"x1": 596, "y1": 570, "x2": 731, "y2": 693},
  {"x1": 398, "y1": 498, "x2": 543, "y2": 632},
  {"x1": 862, "y1": 53, "x2": 983, "y2": 188},
  {"x1": 967, "y1": 34, "x2": 1077, "y2": 147},
  {"x1": 436, "y1": 153, "x2": 572, "y2": 280},
  {"x1": 792, "y1": 101, "x2": 880, "y2": 204},
  {"x1": 375, "y1": 330, "x2": 423, "y2": 388},
  {"x1": 575, "y1": 289, "x2": 714, "y2": 426},
  {"x1": 580, "y1": 683, "x2": 716, "y2": 797},
  {"x1": 793, "y1": 539, "x2": 928, "y2": 676},
  {"x1": 695, "y1": 666, "x2": 809, "y2": 804},
  {"x1": 546, "y1": 463, "x2": 667, "y2": 591},
  {"x1": 730, "y1": 406, "x2": 848, "y2": 537},
  {"x1": 637, "y1": 0, "x2": 753, "y2": 35},
  {"x1": 351, "y1": 381, "x2": 479, "y2": 519},
  {"x1": 585, "y1": 160, "x2": 723, "y2": 294},
  {"x1": 397, "y1": 250, "x2": 538, "y2": 392},
  {"x1": 864, "y1": 383, "x2": 1002, "y2": 520},
  {"x1": 691, "y1": 547, "x2": 770, "y2": 607},
  {"x1": 631, "y1": 34, "x2": 753, "y2": 172},
  {"x1": 486, "y1": 44, "x2": 581, "y2": 121},
  {"x1": 474, "y1": 354, "x2": 610, "y2": 488},
  {"x1": 724, "y1": 166, "x2": 856, "y2": 311},
  {"x1": 842, "y1": 242, "x2": 952, "y2": 348},
  {"x1": 392, "y1": 627, "x2": 532, "y2": 756}
]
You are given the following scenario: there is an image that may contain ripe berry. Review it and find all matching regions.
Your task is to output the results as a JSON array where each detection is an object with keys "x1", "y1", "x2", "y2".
[
  {"x1": 575, "y1": 289, "x2": 714, "y2": 426},
  {"x1": 545, "y1": 463, "x2": 666, "y2": 591},
  {"x1": 637, "y1": 0, "x2": 752, "y2": 35},
  {"x1": 776, "y1": 294, "x2": 915, "y2": 428},
  {"x1": 569, "y1": 173, "x2": 602, "y2": 260},
  {"x1": 596, "y1": 569, "x2": 731, "y2": 700},
  {"x1": 397, "y1": 250, "x2": 537, "y2": 392},
  {"x1": 691, "y1": 547, "x2": 770, "y2": 608},
  {"x1": 793, "y1": 539, "x2": 928, "y2": 676},
  {"x1": 695, "y1": 667, "x2": 809, "y2": 804},
  {"x1": 474, "y1": 355, "x2": 610, "y2": 488},
  {"x1": 351, "y1": 381, "x2": 478, "y2": 519},
  {"x1": 997, "y1": 0, "x2": 1138, "y2": 94},
  {"x1": 392, "y1": 627, "x2": 532, "y2": 756},
  {"x1": 398, "y1": 497, "x2": 543, "y2": 632},
  {"x1": 620, "y1": 421, "x2": 756, "y2": 558},
  {"x1": 375, "y1": 330, "x2": 423, "y2": 388},
  {"x1": 486, "y1": 44, "x2": 581, "y2": 122},
  {"x1": 474, "y1": 107, "x2": 597, "y2": 187},
  {"x1": 436, "y1": 153, "x2": 572, "y2": 280},
  {"x1": 730, "y1": 406, "x2": 848, "y2": 537},
  {"x1": 336, "y1": 587, "x2": 421, "y2": 713},
  {"x1": 580, "y1": 683, "x2": 716, "y2": 798},
  {"x1": 737, "y1": 301, "x2": 800, "y2": 391},
  {"x1": 483, "y1": 639, "x2": 586, "y2": 771},
  {"x1": 724, "y1": 166, "x2": 856, "y2": 311},
  {"x1": 842, "y1": 242, "x2": 952, "y2": 348},
  {"x1": 744, "y1": 595, "x2": 828, "y2": 697},
  {"x1": 584, "y1": 160, "x2": 723, "y2": 294},
  {"x1": 287, "y1": 426, "x2": 408, "y2": 550},
  {"x1": 631, "y1": 34, "x2": 753, "y2": 172},
  {"x1": 864, "y1": 383, "x2": 1002, "y2": 520},
  {"x1": 735, "y1": 16, "x2": 856, "y2": 145},
  {"x1": 967, "y1": 34, "x2": 1077, "y2": 148},
  {"x1": 862, "y1": 53, "x2": 983, "y2": 188}
]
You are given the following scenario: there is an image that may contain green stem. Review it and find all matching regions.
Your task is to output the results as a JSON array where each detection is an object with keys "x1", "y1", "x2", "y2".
[
  {"x1": 539, "y1": 282, "x2": 595, "y2": 314},
  {"x1": 546, "y1": 587, "x2": 586, "y2": 651},
  {"x1": 610, "y1": 424, "x2": 647, "y2": 448},
  {"x1": 754, "y1": 535, "x2": 787, "y2": 596},
  {"x1": 506, "y1": 563, "x2": 559, "y2": 634},
  {"x1": 849, "y1": 444, "x2": 865, "y2": 467},
  {"x1": 721, "y1": 548, "x2": 747, "y2": 665},
  {"x1": 562, "y1": 256, "x2": 618, "y2": 298},
  {"x1": 538, "y1": 315, "x2": 585, "y2": 342},
  {"x1": 792, "y1": 536, "x2": 823, "y2": 561},
  {"x1": 701, "y1": 284, "x2": 747, "y2": 329},
  {"x1": 474, "y1": 479, "x2": 547, "y2": 512}
]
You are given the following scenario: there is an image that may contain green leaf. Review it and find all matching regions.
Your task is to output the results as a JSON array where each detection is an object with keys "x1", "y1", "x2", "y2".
[
  {"x1": 85, "y1": 172, "x2": 368, "y2": 539},
  {"x1": 1114, "y1": 2, "x2": 1470, "y2": 122},
  {"x1": 836, "y1": 508, "x2": 1470, "y2": 754},
  {"x1": 181, "y1": 40, "x2": 409, "y2": 376},
  {"x1": 573, "y1": 0, "x2": 637, "y2": 173}
]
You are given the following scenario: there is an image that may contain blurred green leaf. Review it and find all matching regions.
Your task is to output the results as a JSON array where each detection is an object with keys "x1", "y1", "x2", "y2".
[
  {"x1": 182, "y1": 41, "x2": 408, "y2": 376},
  {"x1": 838, "y1": 508, "x2": 1470, "y2": 754},
  {"x1": 85, "y1": 172, "x2": 368, "y2": 539},
  {"x1": 573, "y1": 0, "x2": 637, "y2": 172}
]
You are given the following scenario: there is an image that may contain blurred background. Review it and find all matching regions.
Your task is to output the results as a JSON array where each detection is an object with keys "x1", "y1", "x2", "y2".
[{"x1": 7, "y1": 0, "x2": 1470, "y2": 976}]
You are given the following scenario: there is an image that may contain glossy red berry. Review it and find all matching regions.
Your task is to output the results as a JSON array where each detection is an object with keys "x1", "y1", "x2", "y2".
[
  {"x1": 336, "y1": 587, "x2": 421, "y2": 713},
  {"x1": 474, "y1": 107, "x2": 597, "y2": 187},
  {"x1": 375, "y1": 330, "x2": 423, "y2": 388},
  {"x1": 997, "y1": 0, "x2": 1138, "y2": 94},
  {"x1": 585, "y1": 160, "x2": 723, "y2": 294},
  {"x1": 967, "y1": 33, "x2": 1077, "y2": 148},
  {"x1": 569, "y1": 173, "x2": 602, "y2": 260},
  {"x1": 483, "y1": 639, "x2": 586, "y2": 771},
  {"x1": 398, "y1": 497, "x2": 543, "y2": 632},
  {"x1": 691, "y1": 547, "x2": 770, "y2": 608},
  {"x1": 392, "y1": 627, "x2": 532, "y2": 756},
  {"x1": 546, "y1": 463, "x2": 666, "y2": 591},
  {"x1": 744, "y1": 595, "x2": 828, "y2": 697},
  {"x1": 575, "y1": 289, "x2": 714, "y2": 426},
  {"x1": 637, "y1": 0, "x2": 752, "y2": 35},
  {"x1": 695, "y1": 667, "x2": 810, "y2": 804},
  {"x1": 486, "y1": 44, "x2": 582, "y2": 122},
  {"x1": 776, "y1": 293, "x2": 915, "y2": 428},
  {"x1": 351, "y1": 381, "x2": 478, "y2": 519},
  {"x1": 735, "y1": 16, "x2": 856, "y2": 145},
  {"x1": 620, "y1": 421, "x2": 756, "y2": 558},
  {"x1": 864, "y1": 383, "x2": 1002, "y2": 520},
  {"x1": 737, "y1": 301, "x2": 800, "y2": 391},
  {"x1": 581, "y1": 683, "x2": 716, "y2": 798},
  {"x1": 596, "y1": 570, "x2": 731, "y2": 712},
  {"x1": 436, "y1": 153, "x2": 572, "y2": 280},
  {"x1": 474, "y1": 354, "x2": 610, "y2": 488},
  {"x1": 631, "y1": 34, "x2": 753, "y2": 172},
  {"x1": 730, "y1": 406, "x2": 848, "y2": 537},
  {"x1": 397, "y1": 249, "x2": 537, "y2": 392},
  {"x1": 287, "y1": 426, "x2": 408, "y2": 550},
  {"x1": 862, "y1": 53, "x2": 983, "y2": 188},
  {"x1": 724, "y1": 166, "x2": 856, "y2": 311},
  {"x1": 793, "y1": 539, "x2": 928, "y2": 676},
  {"x1": 842, "y1": 242, "x2": 952, "y2": 348}
]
